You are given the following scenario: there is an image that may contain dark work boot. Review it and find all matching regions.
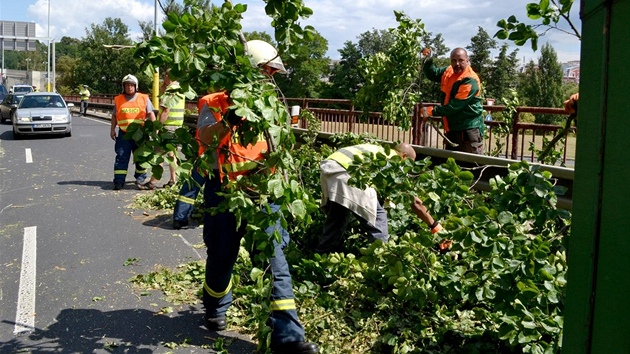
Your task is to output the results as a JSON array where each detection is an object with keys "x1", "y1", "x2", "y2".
[
  {"x1": 204, "y1": 315, "x2": 226, "y2": 331},
  {"x1": 271, "y1": 341, "x2": 319, "y2": 354},
  {"x1": 172, "y1": 219, "x2": 189, "y2": 230}
]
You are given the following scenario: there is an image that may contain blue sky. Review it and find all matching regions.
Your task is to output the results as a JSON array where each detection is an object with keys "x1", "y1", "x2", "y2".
[{"x1": 1, "y1": 0, "x2": 581, "y2": 63}]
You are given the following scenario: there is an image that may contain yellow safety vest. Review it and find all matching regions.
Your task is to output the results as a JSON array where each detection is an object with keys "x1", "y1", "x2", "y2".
[
  {"x1": 327, "y1": 144, "x2": 396, "y2": 169},
  {"x1": 80, "y1": 88, "x2": 90, "y2": 101},
  {"x1": 161, "y1": 83, "x2": 185, "y2": 126}
]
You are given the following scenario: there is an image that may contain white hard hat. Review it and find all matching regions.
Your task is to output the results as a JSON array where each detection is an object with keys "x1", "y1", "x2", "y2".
[
  {"x1": 246, "y1": 40, "x2": 286, "y2": 74},
  {"x1": 122, "y1": 74, "x2": 139, "y2": 90}
]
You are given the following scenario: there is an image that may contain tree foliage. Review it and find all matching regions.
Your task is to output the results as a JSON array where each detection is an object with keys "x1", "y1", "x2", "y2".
[
  {"x1": 486, "y1": 44, "x2": 520, "y2": 102},
  {"x1": 132, "y1": 0, "x2": 318, "y2": 283},
  {"x1": 273, "y1": 30, "x2": 330, "y2": 98},
  {"x1": 495, "y1": 0, "x2": 580, "y2": 51},
  {"x1": 354, "y1": 11, "x2": 426, "y2": 130},
  {"x1": 324, "y1": 41, "x2": 363, "y2": 99},
  {"x1": 131, "y1": 134, "x2": 571, "y2": 353},
  {"x1": 518, "y1": 43, "x2": 563, "y2": 124},
  {"x1": 75, "y1": 17, "x2": 144, "y2": 94},
  {"x1": 466, "y1": 26, "x2": 498, "y2": 83},
  {"x1": 357, "y1": 29, "x2": 395, "y2": 57}
]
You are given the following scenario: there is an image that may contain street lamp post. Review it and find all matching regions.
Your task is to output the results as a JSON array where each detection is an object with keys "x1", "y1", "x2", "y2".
[
  {"x1": 25, "y1": 58, "x2": 31, "y2": 85},
  {"x1": 47, "y1": 0, "x2": 51, "y2": 92}
]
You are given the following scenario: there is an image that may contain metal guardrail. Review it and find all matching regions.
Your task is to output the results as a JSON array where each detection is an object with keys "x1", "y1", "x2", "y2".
[
  {"x1": 65, "y1": 95, "x2": 574, "y2": 210},
  {"x1": 64, "y1": 96, "x2": 577, "y2": 166}
]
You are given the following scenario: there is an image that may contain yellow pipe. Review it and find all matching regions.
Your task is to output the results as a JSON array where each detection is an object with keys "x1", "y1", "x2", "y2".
[{"x1": 152, "y1": 69, "x2": 160, "y2": 108}]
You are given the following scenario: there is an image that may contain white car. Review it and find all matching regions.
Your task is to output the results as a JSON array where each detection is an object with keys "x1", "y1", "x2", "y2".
[
  {"x1": 10, "y1": 84, "x2": 34, "y2": 94},
  {"x1": 12, "y1": 92, "x2": 74, "y2": 138}
]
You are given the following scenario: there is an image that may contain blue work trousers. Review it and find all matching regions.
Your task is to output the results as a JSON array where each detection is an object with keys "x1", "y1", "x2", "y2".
[
  {"x1": 202, "y1": 175, "x2": 306, "y2": 345},
  {"x1": 113, "y1": 129, "x2": 147, "y2": 184},
  {"x1": 173, "y1": 168, "x2": 205, "y2": 222},
  {"x1": 316, "y1": 200, "x2": 389, "y2": 253},
  {"x1": 80, "y1": 100, "x2": 89, "y2": 115}
]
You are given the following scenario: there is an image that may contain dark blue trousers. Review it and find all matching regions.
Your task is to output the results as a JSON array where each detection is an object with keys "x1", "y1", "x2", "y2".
[
  {"x1": 173, "y1": 168, "x2": 205, "y2": 222},
  {"x1": 202, "y1": 176, "x2": 306, "y2": 344},
  {"x1": 113, "y1": 129, "x2": 147, "y2": 184}
]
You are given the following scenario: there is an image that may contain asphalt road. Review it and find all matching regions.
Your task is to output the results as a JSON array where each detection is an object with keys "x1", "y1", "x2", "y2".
[{"x1": 0, "y1": 113, "x2": 256, "y2": 353}]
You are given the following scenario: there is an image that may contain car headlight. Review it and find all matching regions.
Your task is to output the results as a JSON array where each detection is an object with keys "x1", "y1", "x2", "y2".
[
  {"x1": 52, "y1": 115, "x2": 69, "y2": 122},
  {"x1": 17, "y1": 116, "x2": 31, "y2": 122}
]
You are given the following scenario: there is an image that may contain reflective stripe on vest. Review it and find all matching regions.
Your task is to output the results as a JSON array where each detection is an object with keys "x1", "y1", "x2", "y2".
[
  {"x1": 219, "y1": 134, "x2": 268, "y2": 180},
  {"x1": 114, "y1": 94, "x2": 149, "y2": 132},
  {"x1": 327, "y1": 144, "x2": 395, "y2": 169}
]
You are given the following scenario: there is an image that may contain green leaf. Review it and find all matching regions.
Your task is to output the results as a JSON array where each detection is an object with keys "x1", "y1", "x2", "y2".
[
  {"x1": 250, "y1": 267, "x2": 263, "y2": 281},
  {"x1": 268, "y1": 179, "x2": 284, "y2": 199}
]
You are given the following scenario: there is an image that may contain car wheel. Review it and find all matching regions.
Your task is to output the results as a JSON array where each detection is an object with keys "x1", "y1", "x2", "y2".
[{"x1": 65, "y1": 129, "x2": 72, "y2": 137}]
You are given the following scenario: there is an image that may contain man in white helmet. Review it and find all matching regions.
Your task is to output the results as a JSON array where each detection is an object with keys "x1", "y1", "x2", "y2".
[
  {"x1": 197, "y1": 40, "x2": 318, "y2": 354},
  {"x1": 110, "y1": 74, "x2": 156, "y2": 190}
]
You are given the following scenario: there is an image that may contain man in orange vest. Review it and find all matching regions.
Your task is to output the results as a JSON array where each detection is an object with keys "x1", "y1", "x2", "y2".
[
  {"x1": 110, "y1": 74, "x2": 156, "y2": 190},
  {"x1": 196, "y1": 40, "x2": 319, "y2": 354},
  {"x1": 170, "y1": 91, "x2": 220, "y2": 230},
  {"x1": 421, "y1": 47, "x2": 485, "y2": 154}
]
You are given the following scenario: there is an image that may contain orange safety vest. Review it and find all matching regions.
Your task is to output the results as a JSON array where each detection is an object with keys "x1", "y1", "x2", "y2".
[
  {"x1": 197, "y1": 92, "x2": 270, "y2": 181},
  {"x1": 114, "y1": 93, "x2": 150, "y2": 132},
  {"x1": 197, "y1": 92, "x2": 231, "y2": 156},
  {"x1": 439, "y1": 65, "x2": 481, "y2": 132}
]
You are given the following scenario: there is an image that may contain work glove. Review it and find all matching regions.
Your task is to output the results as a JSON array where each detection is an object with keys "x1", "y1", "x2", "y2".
[
  {"x1": 563, "y1": 93, "x2": 579, "y2": 115},
  {"x1": 224, "y1": 109, "x2": 244, "y2": 127},
  {"x1": 421, "y1": 106, "x2": 433, "y2": 121}
]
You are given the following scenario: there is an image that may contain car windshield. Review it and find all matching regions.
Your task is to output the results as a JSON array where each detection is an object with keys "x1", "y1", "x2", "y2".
[
  {"x1": 19, "y1": 95, "x2": 66, "y2": 109},
  {"x1": 12, "y1": 95, "x2": 25, "y2": 104},
  {"x1": 13, "y1": 86, "x2": 32, "y2": 93}
]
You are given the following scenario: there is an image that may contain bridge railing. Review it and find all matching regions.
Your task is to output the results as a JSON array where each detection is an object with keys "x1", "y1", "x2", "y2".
[{"x1": 63, "y1": 95, "x2": 576, "y2": 166}]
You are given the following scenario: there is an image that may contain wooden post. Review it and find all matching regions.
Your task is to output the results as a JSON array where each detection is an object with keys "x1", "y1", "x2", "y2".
[{"x1": 510, "y1": 111, "x2": 521, "y2": 160}]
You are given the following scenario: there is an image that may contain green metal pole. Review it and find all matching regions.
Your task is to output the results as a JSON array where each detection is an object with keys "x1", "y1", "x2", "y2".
[{"x1": 562, "y1": 0, "x2": 630, "y2": 352}]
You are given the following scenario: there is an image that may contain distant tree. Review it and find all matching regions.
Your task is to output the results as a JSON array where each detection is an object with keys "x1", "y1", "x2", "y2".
[
  {"x1": 56, "y1": 36, "x2": 81, "y2": 58},
  {"x1": 323, "y1": 41, "x2": 363, "y2": 99},
  {"x1": 466, "y1": 26, "x2": 498, "y2": 83},
  {"x1": 421, "y1": 32, "x2": 449, "y2": 57},
  {"x1": 243, "y1": 31, "x2": 274, "y2": 44},
  {"x1": 535, "y1": 43, "x2": 563, "y2": 123},
  {"x1": 54, "y1": 55, "x2": 79, "y2": 94},
  {"x1": 138, "y1": 21, "x2": 156, "y2": 42},
  {"x1": 486, "y1": 43, "x2": 519, "y2": 102},
  {"x1": 357, "y1": 29, "x2": 395, "y2": 56},
  {"x1": 518, "y1": 59, "x2": 540, "y2": 106},
  {"x1": 518, "y1": 43, "x2": 563, "y2": 124},
  {"x1": 273, "y1": 30, "x2": 330, "y2": 98},
  {"x1": 76, "y1": 18, "x2": 142, "y2": 94}
]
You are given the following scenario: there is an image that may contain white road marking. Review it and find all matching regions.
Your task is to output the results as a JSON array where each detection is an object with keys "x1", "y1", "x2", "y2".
[
  {"x1": 14, "y1": 226, "x2": 37, "y2": 335},
  {"x1": 79, "y1": 115, "x2": 111, "y2": 125},
  {"x1": 176, "y1": 234, "x2": 203, "y2": 260},
  {"x1": 25, "y1": 148, "x2": 33, "y2": 164}
]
